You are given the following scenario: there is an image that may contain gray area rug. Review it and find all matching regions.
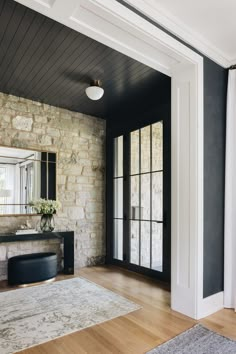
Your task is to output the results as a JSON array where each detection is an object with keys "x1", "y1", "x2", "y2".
[
  {"x1": 0, "y1": 277, "x2": 141, "y2": 354},
  {"x1": 147, "y1": 324, "x2": 236, "y2": 354}
]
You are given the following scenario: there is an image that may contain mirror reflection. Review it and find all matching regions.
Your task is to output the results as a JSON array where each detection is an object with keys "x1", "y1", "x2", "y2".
[{"x1": 0, "y1": 147, "x2": 56, "y2": 215}]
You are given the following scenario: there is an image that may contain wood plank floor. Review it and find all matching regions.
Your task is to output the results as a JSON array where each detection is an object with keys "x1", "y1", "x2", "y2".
[{"x1": 1, "y1": 265, "x2": 236, "y2": 353}]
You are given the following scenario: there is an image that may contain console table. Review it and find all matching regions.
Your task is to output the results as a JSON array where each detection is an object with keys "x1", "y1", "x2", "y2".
[{"x1": 0, "y1": 231, "x2": 74, "y2": 274}]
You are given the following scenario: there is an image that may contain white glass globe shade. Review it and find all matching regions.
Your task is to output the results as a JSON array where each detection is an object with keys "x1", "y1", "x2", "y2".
[{"x1": 85, "y1": 86, "x2": 104, "y2": 100}]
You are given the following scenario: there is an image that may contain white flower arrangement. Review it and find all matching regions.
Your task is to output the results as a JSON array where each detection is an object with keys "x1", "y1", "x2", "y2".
[{"x1": 29, "y1": 198, "x2": 61, "y2": 215}]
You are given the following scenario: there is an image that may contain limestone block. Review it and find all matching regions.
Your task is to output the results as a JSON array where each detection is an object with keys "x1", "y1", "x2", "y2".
[
  {"x1": 12, "y1": 116, "x2": 33, "y2": 131},
  {"x1": 34, "y1": 115, "x2": 48, "y2": 123},
  {"x1": 66, "y1": 206, "x2": 85, "y2": 220},
  {"x1": 86, "y1": 212, "x2": 103, "y2": 222},
  {"x1": 86, "y1": 202, "x2": 103, "y2": 213},
  {"x1": 67, "y1": 184, "x2": 81, "y2": 192},
  {"x1": 0, "y1": 246, "x2": 6, "y2": 261},
  {"x1": 33, "y1": 128, "x2": 45, "y2": 135},
  {"x1": 7, "y1": 244, "x2": 20, "y2": 253},
  {"x1": 0, "y1": 261, "x2": 7, "y2": 279},
  {"x1": 76, "y1": 191, "x2": 94, "y2": 201},
  {"x1": 43, "y1": 103, "x2": 56, "y2": 112},
  {"x1": 75, "y1": 198, "x2": 86, "y2": 207},
  {"x1": 76, "y1": 176, "x2": 90, "y2": 184},
  {"x1": 77, "y1": 151, "x2": 89, "y2": 158},
  {"x1": 8, "y1": 95, "x2": 19, "y2": 102},
  {"x1": 27, "y1": 104, "x2": 41, "y2": 114},
  {"x1": 95, "y1": 180, "x2": 104, "y2": 187},
  {"x1": 60, "y1": 191, "x2": 75, "y2": 202},
  {"x1": 64, "y1": 166, "x2": 83, "y2": 176},
  {"x1": 67, "y1": 176, "x2": 76, "y2": 183},
  {"x1": 2, "y1": 115, "x2": 11, "y2": 123},
  {"x1": 47, "y1": 127, "x2": 60, "y2": 137},
  {"x1": 77, "y1": 137, "x2": 89, "y2": 145},
  {"x1": 82, "y1": 166, "x2": 96, "y2": 177},
  {"x1": 19, "y1": 242, "x2": 34, "y2": 250},
  {"x1": 38, "y1": 135, "x2": 52, "y2": 145},
  {"x1": 60, "y1": 112, "x2": 71, "y2": 120},
  {"x1": 0, "y1": 121, "x2": 10, "y2": 128},
  {"x1": 57, "y1": 175, "x2": 67, "y2": 185},
  {"x1": 6, "y1": 102, "x2": 27, "y2": 112},
  {"x1": 0, "y1": 107, "x2": 13, "y2": 116}
]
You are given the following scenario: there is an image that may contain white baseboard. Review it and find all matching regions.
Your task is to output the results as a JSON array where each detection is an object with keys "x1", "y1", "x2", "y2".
[{"x1": 197, "y1": 292, "x2": 224, "y2": 319}]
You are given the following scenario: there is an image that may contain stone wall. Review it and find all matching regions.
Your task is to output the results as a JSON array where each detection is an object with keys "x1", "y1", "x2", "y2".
[{"x1": 0, "y1": 92, "x2": 106, "y2": 279}]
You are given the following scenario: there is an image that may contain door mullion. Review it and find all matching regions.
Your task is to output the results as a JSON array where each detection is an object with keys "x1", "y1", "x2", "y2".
[
  {"x1": 139, "y1": 129, "x2": 141, "y2": 266},
  {"x1": 150, "y1": 124, "x2": 153, "y2": 270}
]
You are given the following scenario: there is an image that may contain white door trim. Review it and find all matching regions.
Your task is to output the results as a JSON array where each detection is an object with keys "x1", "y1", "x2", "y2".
[
  {"x1": 15, "y1": 0, "x2": 208, "y2": 319},
  {"x1": 171, "y1": 62, "x2": 204, "y2": 319}
]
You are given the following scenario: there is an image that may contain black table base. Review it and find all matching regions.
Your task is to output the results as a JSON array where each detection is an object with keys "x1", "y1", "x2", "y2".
[{"x1": 0, "y1": 231, "x2": 74, "y2": 275}]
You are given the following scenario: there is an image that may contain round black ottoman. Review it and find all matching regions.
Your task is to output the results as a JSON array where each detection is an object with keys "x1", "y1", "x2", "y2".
[{"x1": 8, "y1": 252, "x2": 57, "y2": 286}]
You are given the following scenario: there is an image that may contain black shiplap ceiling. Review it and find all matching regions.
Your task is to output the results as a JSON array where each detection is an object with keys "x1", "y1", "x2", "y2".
[{"x1": 0, "y1": 0, "x2": 170, "y2": 119}]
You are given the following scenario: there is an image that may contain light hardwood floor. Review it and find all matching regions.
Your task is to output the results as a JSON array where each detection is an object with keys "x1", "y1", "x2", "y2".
[{"x1": 1, "y1": 265, "x2": 236, "y2": 354}]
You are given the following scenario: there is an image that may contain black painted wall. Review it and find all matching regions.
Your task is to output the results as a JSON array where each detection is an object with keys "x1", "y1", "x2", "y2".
[
  {"x1": 106, "y1": 73, "x2": 171, "y2": 134},
  {"x1": 203, "y1": 58, "x2": 227, "y2": 297},
  {"x1": 116, "y1": 0, "x2": 228, "y2": 298}
]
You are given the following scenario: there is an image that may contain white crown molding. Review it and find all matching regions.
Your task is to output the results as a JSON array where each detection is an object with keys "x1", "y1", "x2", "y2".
[{"x1": 124, "y1": 0, "x2": 231, "y2": 68}]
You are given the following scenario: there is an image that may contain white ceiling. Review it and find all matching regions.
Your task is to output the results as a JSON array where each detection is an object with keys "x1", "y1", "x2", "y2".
[
  {"x1": 125, "y1": 0, "x2": 236, "y2": 67},
  {"x1": 0, "y1": 147, "x2": 35, "y2": 164}
]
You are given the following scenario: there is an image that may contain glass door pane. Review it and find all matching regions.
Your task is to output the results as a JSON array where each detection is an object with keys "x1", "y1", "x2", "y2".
[
  {"x1": 130, "y1": 175, "x2": 139, "y2": 219},
  {"x1": 130, "y1": 220, "x2": 139, "y2": 265},
  {"x1": 141, "y1": 174, "x2": 150, "y2": 220},
  {"x1": 141, "y1": 126, "x2": 150, "y2": 173},
  {"x1": 152, "y1": 172, "x2": 163, "y2": 221},
  {"x1": 130, "y1": 129, "x2": 139, "y2": 175},
  {"x1": 152, "y1": 122, "x2": 163, "y2": 171},
  {"x1": 114, "y1": 219, "x2": 123, "y2": 261},
  {"x1": 141, "y1": 221, "x2": 150, "y2": 268},
  {"x1": 152, "y1": 222, "x2": 163, "y2": 271},
  {"x1": 114, "y1": 178, "x2": 123, "y2": 218},
  {"x1": 114, "y1": 136, "x2": 123, "y2": 177},
  {"x1": 113, "y1": 136, "x2": 124, "y2": 260}
]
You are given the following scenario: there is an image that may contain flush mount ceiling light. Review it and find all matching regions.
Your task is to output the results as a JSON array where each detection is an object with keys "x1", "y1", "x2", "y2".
[{"x1": 85, "y1": 80, "x2": 104, "y2": 101}]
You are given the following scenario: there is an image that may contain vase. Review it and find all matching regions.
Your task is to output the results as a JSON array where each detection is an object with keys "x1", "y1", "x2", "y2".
[{"x1": 40, "y1": 214, "x2": 55, "y2": 232}]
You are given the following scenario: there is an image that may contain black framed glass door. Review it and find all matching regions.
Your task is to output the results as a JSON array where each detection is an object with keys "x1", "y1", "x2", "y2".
[
  {"x1": 129, "y1": 123, "x2": 163, "y2": 271},
  {"x1": 112, "y1": 120, "x2": 170, "y2": 282}
]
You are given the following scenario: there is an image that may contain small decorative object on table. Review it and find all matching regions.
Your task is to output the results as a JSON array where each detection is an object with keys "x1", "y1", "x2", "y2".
[
  {"x1": 15, "y1": 220, "x2": 38, "y2": 234},
  {"x1": 29, "y1": 199, "x2": 61, "y2": 232}
]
